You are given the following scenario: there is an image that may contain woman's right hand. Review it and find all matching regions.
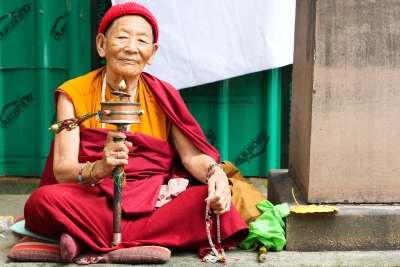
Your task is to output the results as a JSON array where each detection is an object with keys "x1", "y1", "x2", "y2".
[{"x1": 92, "y1": 130, "x2": 133, "y2": 179}]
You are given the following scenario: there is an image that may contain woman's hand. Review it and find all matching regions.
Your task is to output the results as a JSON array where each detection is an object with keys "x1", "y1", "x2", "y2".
[
  {"x1": 206, "y1": 167, "x2": 232, "y2": 215},
  {"x1": 92, "y1": 130, "x2": 133, "y2": 179}
]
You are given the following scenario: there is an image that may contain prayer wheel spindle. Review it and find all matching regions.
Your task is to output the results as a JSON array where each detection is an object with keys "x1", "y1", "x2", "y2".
[{"x1": 100, "y1": 80, "x2": 144, "y2": 247}]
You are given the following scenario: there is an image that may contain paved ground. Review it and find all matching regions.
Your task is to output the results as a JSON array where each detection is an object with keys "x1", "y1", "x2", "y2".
[{"x1": 1, "y1": 179, "x2": 400, "y2": 266}]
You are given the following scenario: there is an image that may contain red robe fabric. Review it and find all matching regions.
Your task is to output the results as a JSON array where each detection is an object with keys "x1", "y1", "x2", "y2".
[{"x1": 24, "y1": 72, "x2": 249, "y2": 252}]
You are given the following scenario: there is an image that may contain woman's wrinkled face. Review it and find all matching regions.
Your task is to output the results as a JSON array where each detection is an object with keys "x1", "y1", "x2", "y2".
[{"x1": 97, "y1": 15, "x2": 158, "y2": 78}]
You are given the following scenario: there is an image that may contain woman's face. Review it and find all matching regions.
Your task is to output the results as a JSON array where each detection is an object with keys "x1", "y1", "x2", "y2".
[{"x1": 97, "y1": 15, "x2": 158, "y2": 79}]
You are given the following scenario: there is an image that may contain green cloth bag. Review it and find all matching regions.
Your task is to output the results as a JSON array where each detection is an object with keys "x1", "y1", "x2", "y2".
[{"x1": 239, "y1": 200, "x2": 290, "y2": 251}]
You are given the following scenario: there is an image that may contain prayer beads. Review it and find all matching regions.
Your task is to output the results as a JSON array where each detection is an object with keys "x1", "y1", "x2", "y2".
[{"x1": 202, "y1": 195, "x2": 226, "y2": 265}]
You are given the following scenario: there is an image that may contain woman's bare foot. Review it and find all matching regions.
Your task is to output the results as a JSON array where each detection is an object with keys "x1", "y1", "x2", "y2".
[{"x1": 60, "y1": 232, "x2": 89, "y2": 262}]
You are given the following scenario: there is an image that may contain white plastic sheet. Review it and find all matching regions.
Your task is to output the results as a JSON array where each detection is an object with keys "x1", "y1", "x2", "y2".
[{"x1": 111, "y1": 0, "x2": 295, "y2": 89}]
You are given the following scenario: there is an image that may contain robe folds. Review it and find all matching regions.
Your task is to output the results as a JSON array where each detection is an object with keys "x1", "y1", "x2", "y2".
[{"x1": 24, "y1": 69, "x2": 249, "y2": 252}]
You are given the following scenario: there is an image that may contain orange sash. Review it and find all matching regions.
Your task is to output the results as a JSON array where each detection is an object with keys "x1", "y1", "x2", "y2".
[{"x1": 56, "y1": 67, "x2": 171, "y2": 140}]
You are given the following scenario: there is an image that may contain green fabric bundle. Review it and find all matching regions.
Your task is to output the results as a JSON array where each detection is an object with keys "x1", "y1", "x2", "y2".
[{"x1": 239, "y1": 200, "x2": 290, "y2": 251}]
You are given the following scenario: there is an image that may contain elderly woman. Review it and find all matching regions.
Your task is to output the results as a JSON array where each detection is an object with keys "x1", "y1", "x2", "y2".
[{"x1": 23, "y1": 1, "x2": 248, "y2": 264}]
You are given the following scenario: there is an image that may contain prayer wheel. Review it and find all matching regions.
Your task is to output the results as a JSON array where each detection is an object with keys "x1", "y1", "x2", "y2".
[
  {"x1": 100, "y1": 99, "x2": 144, "y2": 125},
  {"x1": 48, "y1": 81, "x2": 143, "y2": 247},
  {"x1": 100, "y1": 85, "x2": 144, "y2": 247}
]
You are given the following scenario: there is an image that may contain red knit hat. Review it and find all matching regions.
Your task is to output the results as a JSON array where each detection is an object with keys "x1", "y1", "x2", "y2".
[{"x1": 98, "y1": 2, "x2": 159, "y2": 43}]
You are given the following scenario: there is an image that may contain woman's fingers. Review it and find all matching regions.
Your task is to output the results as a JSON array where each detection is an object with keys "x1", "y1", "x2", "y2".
[
  {"x1": 125, "y1": 141, "x2": 133, "y2": 149},
  {"x1": 106, "y1": 130, "x2": 126, "y2": 140},
  {"x1": 214, "y1": 193, "x2": 231, "y2": 212},
  {"x1": 90, "y1": 132, "x2": 132, "y2": 179},
  {"x1": 103, "y1": 143, "x2": 128, "y2": 160},
  {"x1": 105, "y1": 131, "x2": 130, "y2": 152},
  {"x1": 115, "y1": 150, "x2": 132, "y2": 160},
  {"x1": 212, "y1": 199, "x2": 231, "y2": 215},
  {"x1": 102, "y1": 131, "x2": 131, "y2": 169}
]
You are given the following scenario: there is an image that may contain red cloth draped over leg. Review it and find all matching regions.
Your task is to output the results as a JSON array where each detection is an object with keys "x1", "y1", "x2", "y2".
[
  {"x1": 120, "y1": 186, "x2": 248, "y2": 250},
  {"x1": 25, "y1": 184, "x2": 114, "y2": 250},
  {"x1": 25, "y1": 128, "x2": 248, "y2": 252},
  {"x1": 24, "y1": 184, "x2": 248, "y2": 252}
]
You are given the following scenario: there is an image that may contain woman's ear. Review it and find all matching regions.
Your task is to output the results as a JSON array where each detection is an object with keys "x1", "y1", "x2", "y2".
[
  {"x1": 96, "y1": 34, "x2": 107, "y2": 58},
  {"x1": 146, "y1": 43, "x2": 159, "y2": 65}
]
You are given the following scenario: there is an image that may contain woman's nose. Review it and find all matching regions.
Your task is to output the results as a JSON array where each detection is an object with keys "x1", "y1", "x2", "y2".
[{"x1": 124, "y1": 38, "x2": 138, "y2": 52}]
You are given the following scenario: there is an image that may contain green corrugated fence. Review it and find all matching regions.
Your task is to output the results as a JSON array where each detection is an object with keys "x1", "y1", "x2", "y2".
[
  {"x1": 0, "y1": 0, "x2": 291, "y2": 177},
  {"x1": 0, "y1": 0, "x2": 91, "y2": 176},
  {"x1": 180, "y1": 66, "x2": 292, "y2": 177}
]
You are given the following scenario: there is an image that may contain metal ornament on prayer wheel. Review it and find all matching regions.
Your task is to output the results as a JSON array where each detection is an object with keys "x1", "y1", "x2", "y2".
[{"x1": 100, "y1": 80, "x2": 144, "y2": 247}]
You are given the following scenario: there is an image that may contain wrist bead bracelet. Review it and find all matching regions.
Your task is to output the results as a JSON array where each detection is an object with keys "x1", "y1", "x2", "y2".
[
  {"x1": 78, "y1": 161, "x2": 90, "y2": 184},
  {"x1": 205, "y1": 163, "x2": 221, "y2": 184}
]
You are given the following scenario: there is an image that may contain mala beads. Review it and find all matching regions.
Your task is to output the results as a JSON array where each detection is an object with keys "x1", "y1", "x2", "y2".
[{"x1": 202, "y1": 195, "x2": 226, "y2": 265}]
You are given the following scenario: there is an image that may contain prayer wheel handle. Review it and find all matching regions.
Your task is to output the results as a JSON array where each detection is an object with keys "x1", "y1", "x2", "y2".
[{"x1": 110, "y1": 123, "x2": 126, "y2": 248}]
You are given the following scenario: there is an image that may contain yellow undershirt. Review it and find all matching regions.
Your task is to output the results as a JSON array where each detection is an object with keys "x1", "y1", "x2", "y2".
[{"x1": 57, "y1": 67, "x2": 171, "y2": 140}]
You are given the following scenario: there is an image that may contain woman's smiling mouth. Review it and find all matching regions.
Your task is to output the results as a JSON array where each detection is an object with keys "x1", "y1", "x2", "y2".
[{"x1": 121, "y1": 58, "x2": 138, "y2": 64}]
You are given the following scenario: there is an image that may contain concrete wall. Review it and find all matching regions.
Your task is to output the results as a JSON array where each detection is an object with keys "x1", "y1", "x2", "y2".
[{"x1": 289, "y1": 0, "x2": 400, "y2": 203}]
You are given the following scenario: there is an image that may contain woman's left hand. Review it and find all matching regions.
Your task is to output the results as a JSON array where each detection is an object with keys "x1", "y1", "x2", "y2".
[{"x1": 206, "y1": 167, "x2": 232, "y2": 215}]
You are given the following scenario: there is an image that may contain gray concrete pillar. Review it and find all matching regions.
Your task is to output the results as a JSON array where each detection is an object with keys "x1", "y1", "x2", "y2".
[
  {"x1": 290, "y1": 0, "x2": 400, "y2": 204},
  {"x1": 268, "y1": 0, "x2": 400, "y2": 251}
]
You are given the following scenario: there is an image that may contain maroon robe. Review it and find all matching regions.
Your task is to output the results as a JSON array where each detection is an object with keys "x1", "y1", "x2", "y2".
[{"x1": 24, "y1": 72, "x2": 248, "y2": 252}]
